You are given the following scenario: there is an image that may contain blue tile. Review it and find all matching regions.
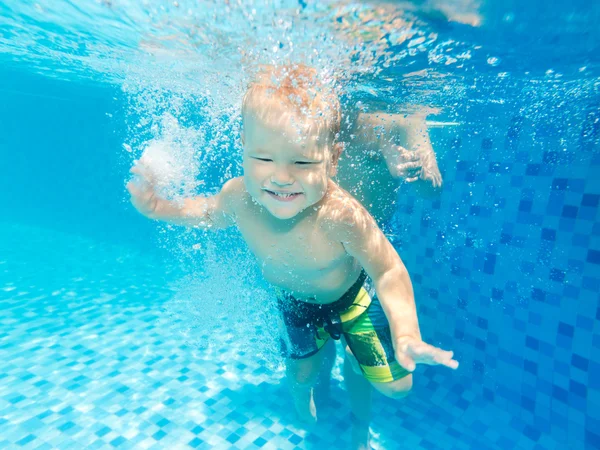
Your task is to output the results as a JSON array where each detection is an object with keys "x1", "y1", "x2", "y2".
[
  {"x1": 582, "y1": 194, "x2": 599, "y2": 207},
  {"x1": 152, "y1": 430, "x2": 166, "y2": 441},
  {"x1": 96, "y1": 427, "x2": 111, "y2": 438},
  {"x1": 587, "y1": 250, "x2": 600, "y2": 265},
  {"x1": 572, "y1": 354, "x2": 589, "y2": 371},
  {"x1": 110, "y1": 436, "x2": 127, "y2": 447},
  {"x1": 188, "y1": 437, "x2": 204, "y2": 448},
  {"x1": 557, "y1": 322, "x2": 574, "y2": 338},
  {"x1": 16, "y1": 434, "x2": 36, "y2": 446},
  {"x1": 226, "y1": 433, "x2": 240, "y2": 444},
  {"x1": 253, "y1": 437, "x2": 267, "y2": 447}
]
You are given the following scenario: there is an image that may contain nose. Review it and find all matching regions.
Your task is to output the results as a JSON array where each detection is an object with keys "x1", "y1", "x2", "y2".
[{"x1": 270, "y1": 166, "x2": 294, "y2": 186}]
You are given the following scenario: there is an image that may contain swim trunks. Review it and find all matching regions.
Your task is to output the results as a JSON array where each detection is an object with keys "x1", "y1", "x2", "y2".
[{"x1": 276, "y1": 271, "x2": 410, "y2": 383}]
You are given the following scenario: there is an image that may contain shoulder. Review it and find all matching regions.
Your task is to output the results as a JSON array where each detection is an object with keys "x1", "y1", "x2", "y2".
[
  {"x1": 217, "y1": 177, "x2": 247, "y2": 214},
  {"x1": 319, "y1": 182, "x2": 377, "y2": 241},
  {"x1": 221, "y1": 177, "x2": 245, "y2": 195}
]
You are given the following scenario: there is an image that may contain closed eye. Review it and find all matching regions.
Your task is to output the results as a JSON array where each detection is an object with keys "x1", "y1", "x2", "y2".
[
  {"x1": 295, "y1": 161, "x2": 319, "y2": 165},
  {"x1": 252, "y1": 157, "x2": 272, "y2": 162}
]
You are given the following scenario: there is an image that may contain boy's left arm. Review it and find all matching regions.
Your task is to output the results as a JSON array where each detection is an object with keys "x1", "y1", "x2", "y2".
[{"x1": 336, "y1": 201, "x2": 458, "y2": 372}]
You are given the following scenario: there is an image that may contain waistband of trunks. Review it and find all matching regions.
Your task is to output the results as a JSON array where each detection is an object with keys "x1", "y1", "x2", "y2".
[{"x1": 277, "y1": 270, "x2": 368, "y2": 319}]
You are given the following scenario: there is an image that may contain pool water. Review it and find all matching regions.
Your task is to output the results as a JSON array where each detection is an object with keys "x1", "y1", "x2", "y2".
[{"x1": 1, "y1": 1, "x2": 599, "y2": 449}]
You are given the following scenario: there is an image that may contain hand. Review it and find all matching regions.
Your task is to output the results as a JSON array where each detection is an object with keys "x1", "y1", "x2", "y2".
[
  {"x1": 126, "y1": 162, "x2": 160, "y2": 217},
  {"x1": 393, "y1": 335, "x2": 459, "y2": 372},
  {"x1": 393, "y1": 146, "x2": 422, "y2": 181},
  {"x1": 392, "y1": 146, "x2": 443, "y2": 188},
  {"x1": 418, "y1": 151, "x2": 443, "y2": 188}
]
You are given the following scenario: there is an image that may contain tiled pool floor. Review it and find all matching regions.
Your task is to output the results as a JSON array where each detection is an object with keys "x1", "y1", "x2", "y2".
[{"x1": 0, "y1": 223, "x2": 563, "y2": 449}]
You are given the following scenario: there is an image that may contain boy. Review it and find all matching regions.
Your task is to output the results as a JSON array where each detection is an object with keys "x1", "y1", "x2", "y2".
[{"x1": 127, "y1": 65, "x2": 458, "y2": 449}]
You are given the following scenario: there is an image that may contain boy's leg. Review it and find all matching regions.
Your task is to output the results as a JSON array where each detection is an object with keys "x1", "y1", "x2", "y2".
[
  {"x1": 344, "y1": 344, "x2": 414, "y2": 450},
  {"x1": 343, "y1": 344, "x2": 373, "y2": 450},
  {"x1": 315, "y1": 338, "x2": 336, "y2": 405},
  {"x1": 285, "y1": 346, "x2": 329, "y2": 423}
]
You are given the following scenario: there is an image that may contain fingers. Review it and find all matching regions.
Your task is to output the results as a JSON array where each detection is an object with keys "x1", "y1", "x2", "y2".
[
  {"x1": 395, "y1": 352, "x2": 416, "y2": 373},
  {"x1": 429, "y1": 350, "x2": 459, "y2": 370},
  {"x1": 396, "y1": 161, "x2": 422, "y2": 178},
  {"x1": 397, "y1": 337, "x2": 460, "y2": 370},
  {"x1": 130, "y1": 161, "x2": 156, "y2": 185},
  {"x1": 420, "y1": 167, "x2": 443, "y2": 188},
  {"x1": 397, "y1": 161, "x2": 421, "y2": 171},
  {"x1": 397, "y1": 146, "x2": 419, "y2": 162},
  {"x1": 126, "y1": 181, "x2": 140, "y2": 196}
]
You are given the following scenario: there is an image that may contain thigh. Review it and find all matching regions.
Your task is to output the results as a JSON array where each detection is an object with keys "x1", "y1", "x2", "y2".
[
  {"x1": 343, "y1": 297, "x2": 411, "y2": 384},
  {"x1": 370, "y1": 374, "x2": 413, "y2": 399},
  {"x1": 277, "y1": 306, "x2": 329, "y2": 360},
  {"x1": 342, "y1": 340, "x2": 412, "y2": 396},
  {"x1": 285, "y1": 345, "x2": 329, "y2": 385}
]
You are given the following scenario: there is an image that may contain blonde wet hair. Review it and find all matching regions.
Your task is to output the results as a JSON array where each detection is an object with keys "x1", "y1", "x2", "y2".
[{"x1": 242, "y1": 64, "x2": 341, "y2": 150}]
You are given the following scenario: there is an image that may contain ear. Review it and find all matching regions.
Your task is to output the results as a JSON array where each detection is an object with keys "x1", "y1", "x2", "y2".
[
  {"x1": 240, "y1": 132, "x2": 245, "y2": 146},
  {"x1": 328, "y1": 142, "x2": 344, "y2": 177}
]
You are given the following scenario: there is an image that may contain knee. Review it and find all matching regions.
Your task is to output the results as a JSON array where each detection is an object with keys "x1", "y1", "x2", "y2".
[
  {"x1": 373, "y1": 374, "x2": 413, "y2": 400},
  {"x1": 286, "y1": 359, "x2": 320, "y2": 386}
]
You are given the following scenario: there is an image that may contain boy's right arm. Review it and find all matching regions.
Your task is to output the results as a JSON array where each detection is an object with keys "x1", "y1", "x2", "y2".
[{"x1": 126, "y1": 165, "x2": 239, "y2": 229}]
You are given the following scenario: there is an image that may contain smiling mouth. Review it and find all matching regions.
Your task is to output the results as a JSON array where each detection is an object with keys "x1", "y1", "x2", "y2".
[{"x1": 264, "y1": 189, "x2": 303, "y2": 202}]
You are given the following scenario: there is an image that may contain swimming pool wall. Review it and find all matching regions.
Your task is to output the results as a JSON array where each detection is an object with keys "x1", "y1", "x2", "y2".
[{"x1": 393, "y1": 97, "x2": 599, "y2": 448}]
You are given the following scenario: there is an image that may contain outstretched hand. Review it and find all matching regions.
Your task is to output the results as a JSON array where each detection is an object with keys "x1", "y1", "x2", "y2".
[
  {"x1": 126, "y1": 161, "x2": 160, "y2": 217},
  {"x1": 393, "y1": 335, "x2": 459, "y2": 372}
]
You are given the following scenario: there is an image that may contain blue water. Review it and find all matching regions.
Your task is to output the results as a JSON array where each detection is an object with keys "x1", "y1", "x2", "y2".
[{"x1": 1, "y1": 1, "x2": 599, "y2": 449}]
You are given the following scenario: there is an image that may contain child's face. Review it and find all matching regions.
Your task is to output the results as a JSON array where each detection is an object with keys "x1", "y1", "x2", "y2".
[{"x1": 242, "y1": 111, "x2": 333, "y2": 220}]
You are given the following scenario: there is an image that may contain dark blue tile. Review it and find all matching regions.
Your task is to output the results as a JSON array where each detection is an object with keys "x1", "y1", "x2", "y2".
[
  {"x1": 152, "y1": 430, "x2": 166, "y2": 441},
  {"x1": 582, "y1": 193, "x2": 599, "y2": 207},
  {"x1": 531, "y1": 288, "x2": 546, "y2": 302},
  {"x1": 477, "y1": 317, "x2": 488, "y2": 330},
  {"x1": 110, "y1": 437, "x2": 126, "y2": 447},
  {"x1": 16, "y1": 435, "x2": 36, "y2": 446},
  {"x1": 188, "y1": 438, "x2": 204, "y2": 448},
  {"x1": 58, "y1": 421, "x2": 75, "y2": 432},
  {"x1": 96, "y1": 427, "x2": 111, "y2": 437},
  {"x1": 156, "y1": 418, "x2": 170, "y2": 428},
  {"x1": 570, "y1": 380, "x2": 587, "y2": 397},
  {"x1": 587, "y1": 250, "x2": 600, "y2": 265},
  {"x1": 483, "y1": 253, "x2": 496, "y2": 274},
  {"x1": 519, "y1": 200, "x2": 533, "y2": 212},
  {"x1": 552, "y1": 385, "x2": 569, "y2": 403},
  {"x1": 526, "y1": 164, "x2": 541, "y2": 175},
  {"x1": 109, "y1": 436, "x2": 127, "y2": 447},
  {"x1": 523, "y1": 425, "x2": 541, "y2": 441},
  {"x1": 561, "y1": 205, "x2": 578, "y2": 218},
  {"x1": 226, "y1": 433, "x2": 240, "y2": 444},
  {"x1": 521, "y1": 395, "x2": 535, "y2": 412},
  {"x1": 552, "y1": 178, "x2": 568, "y2": 190},
  {"x1": 253, "y1": 437, "x2": 267, "y2": 448},
  {"x1": 289, "y1": 434, "x2": 302, "y2": 445},
  {"x1": 549, "y1": 269, "x2": 565, "y2": 282},
  {"x1": 586, "y1": 428, "x2": 600, "y2": 450},
  {"x1": 558, "y1": 322, "x2": 574, "y2": 338},
  {"x1": 524, "y1": 360, "x2": 537, "y2": 375},
  {"x1": 526, "y1": 336, "x2": 539, "y2": 350}
]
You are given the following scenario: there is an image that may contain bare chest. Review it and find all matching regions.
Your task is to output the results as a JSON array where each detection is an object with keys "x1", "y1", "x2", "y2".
[{"x1": 234, "y1": 207, "x2": 351, "y2": 292}]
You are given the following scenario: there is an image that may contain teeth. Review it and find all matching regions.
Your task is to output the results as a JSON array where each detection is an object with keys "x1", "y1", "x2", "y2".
[{"x1": 270, "y1": 191, "x2": 297, "y2": 198}]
